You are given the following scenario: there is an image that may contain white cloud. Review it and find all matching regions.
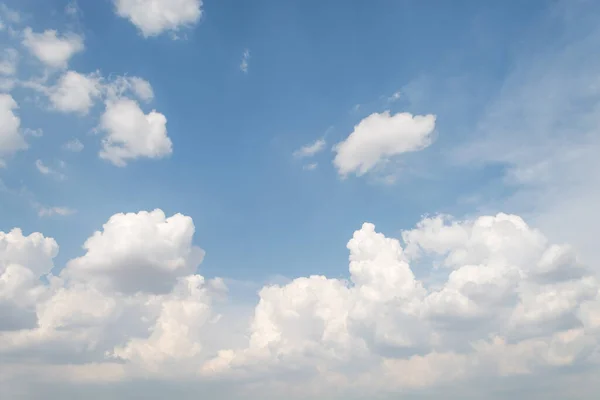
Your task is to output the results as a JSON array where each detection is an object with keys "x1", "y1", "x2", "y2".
[
  {"x1": 63, "y1": 209, "x2": 204, "y2": 294},
  {"x1": 333, "y1": 111, "x2": 436, "y2": 177},
  {"x1": 98, "y1": 98, "x2": 173, "y2": 166},
  {"x1": 1, "y1": 209, "x2": 598, "y2": 399},
  {"x1": 293, "y1": 138, "x2": 326, "y2": 159},
  {"x1": 63, "y1": 138, "x2": 83, "y2": 152},
  {"x1": 128, "y1": 76, "x2": 154, "y2": 102},
  {"x1": 113, "y1": 0, "x2": 203, "y2": 37},
  {"x1": 22, "y1": 28, "x2": 84, "y2": 69},
  {"x1": 48, "y1": 71, "x2": 102, "y2": 114},
  {"x1": 0, "y1": 94, "x2": 27, "y2": 160},
  {"x1": 0, "y1": 48, "x2": 18, "y2": 76},
  {"x1": 240, "y1": 49, "x2": 250, "y2": 73}
]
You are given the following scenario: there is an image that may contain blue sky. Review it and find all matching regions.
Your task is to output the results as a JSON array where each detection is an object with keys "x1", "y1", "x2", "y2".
[
  {"x1": 2, "y1": 1, "x2": 600, "y2": 399},
  {"x1": 0, "y1": 0, "x2": 549, "y2": 280}
]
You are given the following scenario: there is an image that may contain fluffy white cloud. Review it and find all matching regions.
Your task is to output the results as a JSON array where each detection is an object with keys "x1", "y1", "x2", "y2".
[
  {"x1": 48, "y1": 71, "x2": 101, "y2": 114},
  {"x1": 1, "y1": 210, "x2": 599, "y2": 399},
  {"x1": 63, "y1": 209, "x2": 204, "y2": 294},
  {"x1": 114, "y1": 0, "x2": 203, "y2": 37},
  {"x1": 98, "y1": 98, "x2": 173, "y2": 166},
  {"x1": 333, "y1": 111, "x2": 436, "y2": 177},
  {"x1": 0, "y1": 94, "x2": 27, "y2": 160},
  {"x1": 203, "y1": 213, "x2": 600, "y2": 395},
  {"x1": 22, "y1": 28, "x2": 84, "y2": 69},
  {"x1": 0, "y1": 228, "x2": 58, "y2": 332}
]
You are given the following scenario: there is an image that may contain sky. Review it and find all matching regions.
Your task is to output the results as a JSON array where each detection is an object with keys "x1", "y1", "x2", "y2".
[{"x1": 1, "y1": 0, "x2": 600, "y2": 399}]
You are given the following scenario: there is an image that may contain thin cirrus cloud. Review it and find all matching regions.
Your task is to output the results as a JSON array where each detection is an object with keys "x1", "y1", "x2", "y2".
[{"x1": 293, "y1": 137, "x2": 326, "y2": 159}]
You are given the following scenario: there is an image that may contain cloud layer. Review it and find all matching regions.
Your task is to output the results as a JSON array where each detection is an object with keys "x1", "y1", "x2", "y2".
[{"x1": 1, "y1": 209, "x2": 599, "y2": 398}]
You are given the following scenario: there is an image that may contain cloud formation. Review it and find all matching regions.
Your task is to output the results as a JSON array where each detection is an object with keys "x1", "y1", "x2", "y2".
[
  {"x1": 114, "y1": 0, "x2": 203, "y2": 37},
  {"x1": 1, "y1": 209, "x2": 599, "y2": 399},
  {"x1": 98, "y1": 98, "x2": 173, "y2": 166},
  {"x1": 333, "y1": 111, "x2": 436, "y2": 177},
  {"x1": 22, "y1": 28, "x2": 84, "y2": 69}
]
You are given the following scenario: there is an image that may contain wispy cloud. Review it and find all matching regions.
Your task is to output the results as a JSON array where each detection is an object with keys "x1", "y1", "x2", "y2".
[
  {"x1": 303, "y1": 162, "x2": 318, "y2": 171},
  {"x1": 240, "y1": 48, "x2": 250, "y2": 73},
  {"x1": 37, "y1": 205, "x2": 76, "y2": 217},
  {"x1": 387, "y1": 91, "x2": 401, "y2": 102},
  {"x1": 293, "y1": 138, "x2": 326, "y2": 159},
  {"x1": 35, "y1": 159, "x2": 66, "y2": 180},
  {"x1": 63, "y1": 138, "x2": 83, "y2": 152}
]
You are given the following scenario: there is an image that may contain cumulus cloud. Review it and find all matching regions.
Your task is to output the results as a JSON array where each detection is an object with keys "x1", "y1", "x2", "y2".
[
  {"x1": 1, "y1": 209, "x2": 599, "y2": 399},
  {"x1": 48, "y1": 70, "x2": 102, "y2": 114},
  {"x1": 202, "y1": 214, "x2": 600, "y2": 396},
  {"x1": 0, "y1": 94, "x2": 27, "y2": 160},
  {"x1": 113, "y1": 0, "x2": 203, "y2": 37},
  {"x1": 63, "y1": 209, "x2": 204, "y2": 294},
  {"x1": 98, "y1": 98, "x2": 172, "y2": 166},
  {"x1": 333, "y1": 111, "x2": 436, "y2": 177},
  {"x1": 22, "y1": 28, "x2": 84, "y2": 69}
]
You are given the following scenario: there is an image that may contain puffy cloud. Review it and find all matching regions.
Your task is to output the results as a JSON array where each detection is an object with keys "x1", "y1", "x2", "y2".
[
  {"x1": 293, "y1": 138, "x2": 326, "y2": 159},
  {"x1": 113, "y1": 0, "x2": 203, "y2": 37},
  {"x1": 22, "y1": 28, "x2": 84, "y2": 69},
  {"x1": 203, "y1": 213, "x2": 600, "y2": 393},
  {"x1": 0, "y1": 228, "x2": 58, "y2": 331},
  {"x1": 48, "y1": 71, "x2": 102, "y2": 114},
  {"x1": 1, "y1": 210, "x2": 599, "y2": 399},
  {"x1": 0, "y1": 94, "x2": 27, "y2": 160},
  {"x1": 63, "y1": 209, "x2": 204, "y2": 294},
  {"x1": 333, "y1": 111, "x2": 436, "y2": 177},
  {"x1": 98, "y1": 98, "x2": 173, "y2": 166}
]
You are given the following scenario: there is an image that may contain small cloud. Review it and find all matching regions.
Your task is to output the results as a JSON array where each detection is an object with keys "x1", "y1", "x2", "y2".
[
  {"x1": 37, "y1": 206, "x2": 76, "y2": 217},
  {"x1": 293, "y1": 138, "x2": 326, "y2": 159},
  {"x1": 65, "y1": 1, "x2": 79, "y2": 16},
  {"x1": 35, "y1": 159, "x2": 66, "y2": 180},
  {"x1": 240, "y1": 49, "x2": 250, "y2": 73},
  {"x1": 22, "y1": 27, "x2": 84, "y2": 69},
  {"x1": 0, "y1": 48, "x2": 18, "y2": 76},
  {"x1": 303, "y1": 162, "x2": 318, "y2": 171},
  {"x1": 24, "y1": 128, "x2": 43, "y2": 137},
  {"x1": 387, "y1": 91, "x2": 401, "y2": 102},
  {"x1": 63, "y1": 138, "x2": 83, "y2": 152},
  {"x1": 352, "y1": 104, "x2": 361, "y2": 112}
]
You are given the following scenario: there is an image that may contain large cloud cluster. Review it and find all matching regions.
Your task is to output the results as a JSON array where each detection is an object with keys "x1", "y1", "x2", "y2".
[{"x1": 1, "y1": 209, "x2": 599, "y2": 398}]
